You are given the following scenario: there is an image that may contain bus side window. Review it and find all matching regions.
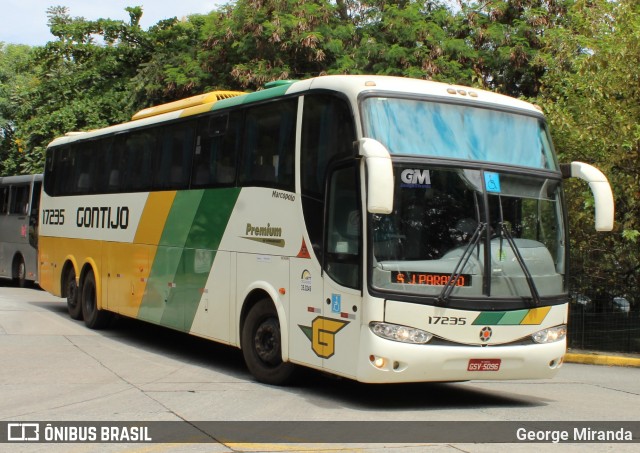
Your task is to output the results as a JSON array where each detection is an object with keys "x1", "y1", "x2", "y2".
[
  {"x1": 192, "y1": 111, "x2": 240, "y2": 187},
  {"x1": 155, "y1": 121, "x2": 196, "y2": 190},
  {"x1": 108, "y1": 136, "x2": 127, "y2": 193},
  {"x1": 1, "y1": 186, "x2": 9, "y2": 213},
  {"x1": 73, "y1": 141, "x2": 105, "y2": 195},
  {"x1": 44, "y1": 148, "x2": 56, "y2": 196},
  {"x1": 54, "y1": 146, "x2": 75, "y2": 196},
  {"x1": 9, "y1": 185, "x2": 30, "y2": 215},
  {"x1": 240, "y1": 99, "x2": 296, "y2": 191},
  {"x1": 124, "y1": 130, "x2": 155, "y2": 191}
]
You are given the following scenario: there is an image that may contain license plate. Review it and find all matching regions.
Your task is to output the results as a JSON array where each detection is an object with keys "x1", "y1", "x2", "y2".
[{"x1": 467, "y1": 358, "x2": 501, "y2": 372}]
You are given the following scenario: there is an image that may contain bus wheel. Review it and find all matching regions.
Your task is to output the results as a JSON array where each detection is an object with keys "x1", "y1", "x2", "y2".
[
  {"x1": 241, "y1": 299, "x2": 296, "y2": 385},
  {"x1": 13, "y1": 255, "x2": 26, "y2": 288},
  {"x1": 81, "y1": 271, "x2": 111, "y2": 329},
  {"x1": 65, "y1": 269, "x2": 82, "y2": 320}
]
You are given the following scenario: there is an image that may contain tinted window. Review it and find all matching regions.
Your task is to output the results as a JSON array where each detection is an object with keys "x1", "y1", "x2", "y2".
[
  {"x1": 301, "y1": 94, "x2": 355, "y2": 198},
  {"x1": 301, "y1": 94, "x2": 356, "y2": 257},
  {"x1": 155, "y1": 121, "x2": 196, "y2": 190},
  {"x1": 192, "y1": 111, "x2": 241, "y2": 188},
  {"x1": 1, "y1": 186, "x2": 9, "y2": 213},
  {"x1": 240, "y1": 99, "x2": 296, "y2": 190},
  {"x1": 72, "y1": 140, "x2": 108, "y2": 194},
  {"x1": 10, "y1": 185, "x2": 30, "y2": 215},
  {"x1": 125, "y1": 129, "x2": 155, "y2": 191},
  {"x1": 325, "y1": 164, "x2": 361, "y2": 289}
]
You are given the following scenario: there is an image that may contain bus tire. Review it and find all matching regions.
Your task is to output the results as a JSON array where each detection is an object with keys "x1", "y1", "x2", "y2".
[
  {"x1": 13, "y1": 255, "x2": 26, "y2": 288},
  {"x1": 65, "y1": 268, "x2": 82, "y2": 320},
  {"x1": 81, "y1": 271, "x2": 111, "y2": 329},
  {"x1": 241, "y1": 299, "x2": 296, "y2": 385}
]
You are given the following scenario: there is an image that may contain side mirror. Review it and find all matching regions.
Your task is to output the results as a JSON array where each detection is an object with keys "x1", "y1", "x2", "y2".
[
  {"x1": 561, "y1": 162, "x2": 614, "y2": 231},
  {"x1": 358, "y1": 138, "x2": 394, "y2": 214}
]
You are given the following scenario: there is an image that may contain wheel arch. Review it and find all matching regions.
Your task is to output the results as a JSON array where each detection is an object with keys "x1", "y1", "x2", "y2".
[
  {"x1": 60, "y1": 258, "x2": 78, "y2": 298},
  {"x1": 79, "y1": 258, "x2": 103, "y2": 310},
  {"x1": 11, "y1": 252, "x2": 25, "y2": 277},
  {"x1": 239, "y1": 285, "x2": 289, "y2": 361}
]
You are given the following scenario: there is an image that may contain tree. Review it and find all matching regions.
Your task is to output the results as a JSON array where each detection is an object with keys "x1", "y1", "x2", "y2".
[
  {"x1": 330, "y1": 1, "x2": 476, "y2": 83},
  {"x1": 197, "y1": 0, "x2": 342, "y2": 89},
  {"x1": 540, "y1": 0, "x2": 640, "y2": 299},
  {"x1": 10, "y1": 6, "x2": 153, "y2": 174},
  {"x1": 0, "y1": 43, "x2": 36, "y2": 175},
  {"x1": 459, "y1": 0, "x2": 572, "y2": 97},
  {"x1": 130, "y1": 15, "x2": 210, "y2": 105}
]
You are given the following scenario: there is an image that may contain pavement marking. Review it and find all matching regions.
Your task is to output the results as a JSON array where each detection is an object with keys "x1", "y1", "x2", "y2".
[{"x1": 565, "y1": 353, "x2": 640, "y2": 368}]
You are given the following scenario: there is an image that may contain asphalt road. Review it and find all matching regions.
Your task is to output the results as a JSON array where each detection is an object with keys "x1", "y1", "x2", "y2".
[{"x1": 1, "y1": 284, "x2": 639, "y2": 452}]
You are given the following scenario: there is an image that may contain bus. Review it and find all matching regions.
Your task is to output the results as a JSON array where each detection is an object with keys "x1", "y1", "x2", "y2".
[
  {"x1": 0, "y1": 174, "x2": 42, "y2": 287},
  {"x1": 38, "y1": 76, "x2": 614, "y2": 385}
]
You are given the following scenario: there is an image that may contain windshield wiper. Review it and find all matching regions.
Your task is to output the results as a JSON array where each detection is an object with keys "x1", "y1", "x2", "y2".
[
  {"x1": 438, "y1": 222, "x2": 486, "y2": 305},
  {"x1": 499, "y1": 222, "x2": 541, "y2": 306}
]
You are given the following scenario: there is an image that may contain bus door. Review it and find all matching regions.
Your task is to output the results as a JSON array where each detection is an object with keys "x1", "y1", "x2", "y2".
[
  {"x1": 1, "y1": 183, "x2": 30, "y2": 278},
  {"x1": 0, "y1": 184, "x2": 8, "y2": 277},
  {"x1": 29, "y1": 180, "x2": 41, "y2": 250},
  {"x1": 320, "y1": 163, "x2": 362, "y2": 378}
]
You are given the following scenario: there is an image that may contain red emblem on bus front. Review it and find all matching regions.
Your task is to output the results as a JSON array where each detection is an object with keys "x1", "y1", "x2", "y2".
[{"x1": 479, "y1": 326, "x2": 492, "y2": 342}]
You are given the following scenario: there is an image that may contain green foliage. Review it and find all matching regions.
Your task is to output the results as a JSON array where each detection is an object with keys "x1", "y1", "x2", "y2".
[
  {"x1": 198, "y1": 0, "x2": 341, "y2": 89},
  {"x1": 0, "y1": 43, "x2": 35, "y2": 175},
  {"x1": 460, "y1": 0, "x2": 573, "y2": 96},
  {"x1": 540, "y1": 0, "x2": 640, "y2": 297},
  {"x1": 336, "y1": 1, "x2": 476, "y2": 83},
  {"x1": 4, "y1": 6, "x2": 153, "y2": 174}
]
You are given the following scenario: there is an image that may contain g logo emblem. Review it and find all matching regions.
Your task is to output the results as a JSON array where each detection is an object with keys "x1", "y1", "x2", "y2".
[{"x1": 299, "y1": 317, "x2": 349, "y2": 359}]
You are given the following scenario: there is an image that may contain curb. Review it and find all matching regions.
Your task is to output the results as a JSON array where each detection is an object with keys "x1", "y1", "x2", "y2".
[{"x1": 565, "y1": 352, "x2": 640, "y2": 368}]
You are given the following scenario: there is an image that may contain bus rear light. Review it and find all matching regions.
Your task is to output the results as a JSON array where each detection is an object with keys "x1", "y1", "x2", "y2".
[
  {"x1": 532, "y1": 325, "x2": 567, "y2": 344},
  {"x1": 370, "y1": 322, "x2": 433, "y2": 344}
]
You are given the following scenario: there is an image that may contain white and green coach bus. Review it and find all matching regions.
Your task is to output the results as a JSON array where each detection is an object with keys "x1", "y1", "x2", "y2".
[
  {"x1": 39, "y1": 75, "x2": 614, "y2": 384},
  {"x1": 0, "y1": 174, "x2": 42, "y2": 286}
]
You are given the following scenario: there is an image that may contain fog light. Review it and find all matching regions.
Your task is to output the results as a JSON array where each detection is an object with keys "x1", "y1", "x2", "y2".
[{"x1": 369, "y1": 355, "x2": 386, "y2": 369}]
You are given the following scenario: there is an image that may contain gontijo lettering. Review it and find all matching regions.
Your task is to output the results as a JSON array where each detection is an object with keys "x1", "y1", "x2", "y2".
[{"x1": 76, "y1": 206, "x2": 129, "y2": 229}]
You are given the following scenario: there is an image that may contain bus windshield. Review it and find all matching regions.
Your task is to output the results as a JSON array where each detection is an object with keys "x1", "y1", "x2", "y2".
[
  {"x1": 370, "y1": 165, "x2": 567, "y2": 302},
  {"x1": 361, "y1": 97, "x2": 557, "y2": 170}
]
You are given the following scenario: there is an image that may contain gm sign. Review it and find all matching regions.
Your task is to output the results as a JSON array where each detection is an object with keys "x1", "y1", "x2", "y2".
[{"x1": 400, "y1": 169, "x2": 431, "y2": 188}]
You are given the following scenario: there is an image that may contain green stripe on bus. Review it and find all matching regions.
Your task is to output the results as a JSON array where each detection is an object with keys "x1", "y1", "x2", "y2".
[
  {"x1": 498, "y1": 310, "x2": 529, "y2": 325},
  {"x1": 473, "y1": 309, "x2": 535, "y2": 325},
  {"x1": 185, "y1": 188, "x2": 240, "y2": 250},
  {"x1": 182, "y1": 188, "x2": 241, "y2": 329},
  {"x1": 138, "y1": 188, "x2": 240, "y2": 330},
  {"x1": 472, "y1": 312, "x2": 505, "y2": 325},
  {"x1": 211, "y1": 83, "x2": 295, "y2": 111},
  {"x1": 159, "y1": 190, "x2": 204, "y2": 247}
]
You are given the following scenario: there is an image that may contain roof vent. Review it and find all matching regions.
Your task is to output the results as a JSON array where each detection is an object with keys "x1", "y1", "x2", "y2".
[{"x1": 131, "y1": 91, "x2": 246, "y2": 121}]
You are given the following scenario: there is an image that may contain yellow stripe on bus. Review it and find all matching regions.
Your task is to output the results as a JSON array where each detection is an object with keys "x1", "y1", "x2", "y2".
[
  {"x1": 520, "y1": 306, "x2": 552, "y2": 325},
  {"x1": 134, "y1": 191, "x2": 176, "y2": 245}
]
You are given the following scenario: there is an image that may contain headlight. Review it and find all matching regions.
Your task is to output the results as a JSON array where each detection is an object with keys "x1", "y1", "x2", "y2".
[
  {"x1": 370, "y1": 322, "x2": 433, "y2": 344},
  {"x1": 532, "y1": 325, "x2": 567, "y2": 344}
]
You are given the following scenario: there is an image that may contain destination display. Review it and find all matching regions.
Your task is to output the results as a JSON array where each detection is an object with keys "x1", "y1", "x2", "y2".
[{"x1": 391, "y1": 271, "x2": 471, "y2": 286}]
